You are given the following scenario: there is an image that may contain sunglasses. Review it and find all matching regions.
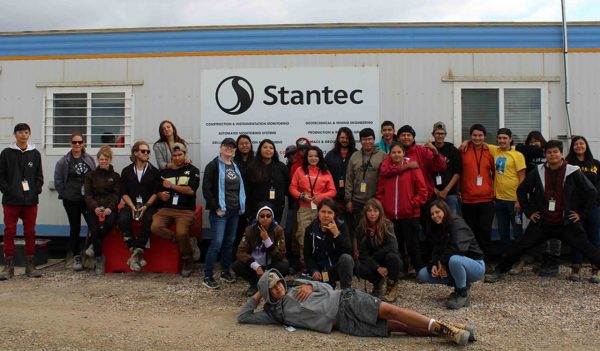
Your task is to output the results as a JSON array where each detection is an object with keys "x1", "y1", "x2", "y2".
[
  {"x1": 71, "y1": 140, "x2": 84, "y2": 145},
  {"x1": 138, "y1": 149, "x2": 151, "y2": 154},
  {"x1": 259, "y1": 213, "x2": 272, "y2": 219}
]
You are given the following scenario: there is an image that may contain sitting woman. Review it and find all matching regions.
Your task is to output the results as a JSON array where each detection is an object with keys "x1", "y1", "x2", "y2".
[
  {"x1": 356, "y1": 198, "x2": 403, "y2": 302},
  {"x1": 417, "y1": 200, "x2": 485, "y2": 310},
  {"x1": 232, "y1": 203, "x2": 289, "y2": 297},
  {"x1": 238, "y1": 269, "x2": 475, "y2": 346}
]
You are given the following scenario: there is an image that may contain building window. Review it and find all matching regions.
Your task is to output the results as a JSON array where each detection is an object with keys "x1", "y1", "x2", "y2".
[
  {"x1": 454, "y1": 83, "x2": 547, "y2": 144},
  {"x1": 44, "y1": 87, "x2": 132, "y2": 153}
]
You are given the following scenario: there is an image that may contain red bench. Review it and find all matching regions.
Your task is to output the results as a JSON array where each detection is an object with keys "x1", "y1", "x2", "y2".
[{"x1": 102, "y1": 205, "x2": 203, "y2": 273}]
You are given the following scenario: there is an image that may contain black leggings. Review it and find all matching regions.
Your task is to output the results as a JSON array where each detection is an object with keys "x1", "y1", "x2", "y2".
[
  {"x1": 87, "y1": 210, "x2": 118, "y2": 257},
  {"x1": 358, "y1": 252, "x2": 403, "y2": 283},
  {"x1": 62, "y1": 199, "x2": 91, "y2": 255},
  {"x1": 393, "y1": 218, "x2": 423, "y2": 270}
]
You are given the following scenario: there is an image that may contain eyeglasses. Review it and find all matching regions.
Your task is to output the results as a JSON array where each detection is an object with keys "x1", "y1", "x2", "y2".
[
  {"x1": 259, "y1": 213, "x2": 272, "y2": 219},
  {"x1": 138, "y1": 149, "x2": 151, "y2": 154},
  {"x1": 71, "y1": 141, "x2": 84, "y2": 145}
]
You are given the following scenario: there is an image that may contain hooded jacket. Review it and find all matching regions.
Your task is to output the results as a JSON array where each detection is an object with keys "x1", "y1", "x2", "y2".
[
  {"x1": 356, "y1": 221, "x2": 399, "y2": 272},
  {"x1": 0, "y1": 143, "x2": 43, "y2": 205},
  {"x1": 404, "y1": 144, "x2": 447, "y2": 198},
  {"x1": 376, "y1": 156, "x2": 428, "y2": 219},
  {"x1": 517, "y1": 162, "x2": 597, "y2": 224},
  {"x1": 427, "y1": 216, "x2": 484, "y2": 273},
  {"x1": 84, "y1": 165, "x2": 120, "y2": 213},
  {"x1": 202, "y1": 156, "x2": 246, "y2": 215},
  {"x1": 53, "y1": 150, "x2": 96, "y2": 200},
  {"x1": 237, "y1": 268, "x2": 342, "y2": 333},
  {"x1": 289, "y1": 166, "x2": 337, "y2": 209},
  {"x1": 303, "y1": 219, "x2": 352, "y2": 274},
  {"x1": 236, "y1": 217, "x2": 287, "y2": 269}
]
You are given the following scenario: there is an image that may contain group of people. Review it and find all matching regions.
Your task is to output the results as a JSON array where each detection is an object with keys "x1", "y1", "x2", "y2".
[{"x1": 1, "y1": 119, "x2": 600, "y2": 345}]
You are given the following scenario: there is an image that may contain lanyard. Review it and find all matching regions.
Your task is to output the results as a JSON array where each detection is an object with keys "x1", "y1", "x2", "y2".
[
  {"x1": 307, "y1": 170, "x2": 320, "y2": 196},
  {"x1": 473, "y1": 145, "x2": 484, "y2": 175},
  {"x1": 134, "y1": 163, "x2": 148, "y2": 183},
  {"x1": 361, "y1": 150, "x2": 374, "y2": 181}
]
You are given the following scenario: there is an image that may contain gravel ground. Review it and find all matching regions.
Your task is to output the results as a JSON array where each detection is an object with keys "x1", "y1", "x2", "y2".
[{"x1": 0, "y1": 262, "x2": 599, "y2": 350}]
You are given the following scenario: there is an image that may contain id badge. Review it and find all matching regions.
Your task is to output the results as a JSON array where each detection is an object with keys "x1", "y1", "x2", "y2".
[
  {"x1": 269, "y1": 188, "x2": 276, "y2": 200},
  {"x1": 136, "y1": 196, "x2": 143, "y2": 204},
  {"x1": 172, "y1": 193, "x2": 179, "y2": 206},
  {"x1": 435, "y1": 175, "x2": 442, "y2": 186},
  {"x1": 21, "y1": 180, "x2": 30, "y2": 192},
  {"x1": 321, "y1": 271, "x2": 330, "y2": 282},
  {"x1": 81, "y1": 185, "x2": 85, "y2": 196},
  {"x1": 310, "y1": 202, "x2": 317, "y2": 210},
  {"x1": 476, "y1": 175, "x2": 483, "y2": 187},
  {"x1": 548, "y1": 198, "x2": 556, "y2": 212},
  {"x1": 338, "y1": 179, "x2": 345, "y2": 188},
  {"x1": 359, "y1": 181, "x2": 367, "y2": 193}
]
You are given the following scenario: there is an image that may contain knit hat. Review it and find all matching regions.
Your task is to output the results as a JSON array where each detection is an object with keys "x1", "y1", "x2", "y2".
[
  {"x1": 256, "y1": 204, "x2": 275, "y2": 221},
  {"x1": 398, "y1": 125, "x2": 416, "y2": 137}
]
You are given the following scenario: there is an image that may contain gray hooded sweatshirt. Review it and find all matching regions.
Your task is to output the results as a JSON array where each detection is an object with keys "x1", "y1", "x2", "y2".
[{"x1": 237, "y1": 269, "x2": 342, "y2": 333}]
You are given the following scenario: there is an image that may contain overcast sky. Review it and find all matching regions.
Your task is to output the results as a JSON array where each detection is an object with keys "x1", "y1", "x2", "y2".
[{"x1": 0, "y1": 0, "x2": 598, "y2": 32}]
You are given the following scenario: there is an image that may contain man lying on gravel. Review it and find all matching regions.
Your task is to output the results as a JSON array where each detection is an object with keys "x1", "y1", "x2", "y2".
[{"x1": 237, "y1": 269, "x2": 476, "y2": 346}]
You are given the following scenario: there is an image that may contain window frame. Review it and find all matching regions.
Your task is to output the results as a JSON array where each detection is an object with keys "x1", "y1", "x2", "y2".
[
  {"x1": 43, "y1": 86, "x2": 134, "y2": 156},
  {"x1": 452, "y1": 82, "x2": 549, "y2": 144}
]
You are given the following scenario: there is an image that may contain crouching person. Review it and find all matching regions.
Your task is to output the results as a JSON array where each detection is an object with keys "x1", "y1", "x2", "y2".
[
  {"x1": 238, "y1": 269, "x2": 475, "y2": 346},
  {"x1": 118, "y1": 141, "x2": 160, "y2": 271},
  {"x1": 356, "y1": 198, "x2": 403, "y2": 302},
  {"x1": 417, "y1": 200, "x2": 485, "y2": 309},
  {"x1": 151, "y1": 143, "x2": 200, "y2": 277},
  {"x1": 232, "y1": 203, "x2": 289, "y2": 296},
  {"x1": 304, "y1": 198, "x2": 354, "y2": 289}
]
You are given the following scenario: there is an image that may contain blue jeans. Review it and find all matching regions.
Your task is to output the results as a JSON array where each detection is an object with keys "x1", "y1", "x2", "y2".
[
  {"x1": 572, "y1": 206, "x2": 600, "y2": 265},
  {"x1": 205, "y1": 211, "x2": 239, "y2": 278},
  {"x1": 417, "y1": 255, "x2": 485, "y2": 289},
  {"x1": 445, "y1": 195, "x2": 461, "y2": 217},
  {"x1": 495, "y1": 199, "x2": 523, "y2": 248}
]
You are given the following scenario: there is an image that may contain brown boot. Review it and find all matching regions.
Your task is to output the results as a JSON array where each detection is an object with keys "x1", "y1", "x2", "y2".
[
  {"x1": 590, "y1": 266, "x2": 600, "y2": 284},
  {"x1": 569, "y1": 264, "x2": 581, "y2": 282},
  {"x1": 181, "y1": 257, "x2": 193, "y2": 278},
  {"x1": 430, "y1": 320, "x2": 470, "y2": 346},
  {"x1": 0, "y1": 256, "x2": 15, "y2": 281},
  {"x1": 25, "y1": 256, "x2": 42, "y2": 278},
  {"x1": 382, "y1": 280, "x2": 400, "y2": 303},
  {"x1": 449, "y1": 322, "x2": 477, "y2": 342}
]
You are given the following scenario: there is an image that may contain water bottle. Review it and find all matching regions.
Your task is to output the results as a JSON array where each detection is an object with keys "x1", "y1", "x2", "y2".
[
  {"x1": 134, "y1": 203, "x2": 142, "y2": 221},
  {"x1": 514, "y1": 212, "x2": 522, "y2": 225}
]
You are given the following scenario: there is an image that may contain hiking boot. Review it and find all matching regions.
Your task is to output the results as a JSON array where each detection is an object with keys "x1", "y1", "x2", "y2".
[
  {"x1": 127, "y1": 251, "x2": 141, "y2": 272},
  {"x1": 449, "y1": 322, "x2": 477, "y2": 342},
  {"x1": 568, "y1": 264, "x2": 581, "y2": 282},
  {"x1": 382, "y1": 280, "x2": 400, "y2": 303},
  {"x1": 25, "y1": 256, "x2": 42, "y2": 278},
  {"x1": 181, "y1": 257, "x2": 193, "y2": 278},
  {"x1": 73, "y1": 255, "x2": 83, "y2": 272},
  {"x1": 590, "y1": 268, "x2": 600, "y2": 284},
  {"x1": 190, "y1": 237, "x2": 201, "y2": 261},
  {"x1": 406, "y1": 265, "x2": 417, "y2": 279},
  {"x1": 220, "y1": 271, "x2": 236, "y2": 283},
  {"x1": 203, "y1": 276, "x2": 220, "y2": 289},
  {"x1": 445, "y1": 287, "x2": 470, "y2": 310},
  {"x1": 430, "y1": 320, "x2": 470, "y2": 346},
  {"x1": 509, "y1": 260, "x2": 525, "y2": 275},
  {"x1": 0, "y1": 256, "x2": 15, "y2": 281},
  {"x1": 245, "y1": 285, "x2": 258, "y2": 297},
  {"x1": 484, "y1": 270, "x2": 503, "y2": 283},
  {"x1": 85, "y1": 244, "x2": 95, "y2": 258},
  {"x1": 95, "y1": 256, "x2": 105, "y2": 275},
  {"x1": 371, "y1": 278, "x2": 385, "y2": 297}
]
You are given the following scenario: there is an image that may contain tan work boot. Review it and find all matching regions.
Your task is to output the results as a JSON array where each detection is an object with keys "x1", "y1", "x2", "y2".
[
  {"x1": 382, "y1": 280, "x2": 400, "y2": 303},
  {"x1": 569, "y1": 264, "x2": 581, "y2": 282},
  {"x1": 509, "y1": 259, "x2": 525, "y2": 275},
  {"x1": 590, "y1": 267, "x2": 600, "y2": 284},
  {"x1": 449, "y1": 322, "x2": 477, "y2": 342},
  {"x1": 25, "y1": 256, "x2": 42, "y2": 278},
  {"x1": 0, "y1": 256, "x2": 15, "y2": 281},
  {"x1": 430, "y1": 320, "x2": 470, "y2": 346}
]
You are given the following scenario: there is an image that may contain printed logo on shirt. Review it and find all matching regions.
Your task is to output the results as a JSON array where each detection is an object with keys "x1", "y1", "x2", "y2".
[
  {"x1": 581, "y1": 165, "x2": 598, "y2": 175},
  {"x1": 496, "y1": 157, "x2": 507, "y2": 174},
  {"x1": 74, "y1": 162, "x2": 89, "y2": 176},
  {"x1": 226, "y1": 168, "x2": 238, "y2": 180},
  {"x1": 28, "y1": 161, "x2": 34, "y2": 168}
]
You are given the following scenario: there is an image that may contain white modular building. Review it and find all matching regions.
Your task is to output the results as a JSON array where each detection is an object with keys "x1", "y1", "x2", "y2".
[{"x1": 0, "y1": 22, "x2": 599, "y2": 236}]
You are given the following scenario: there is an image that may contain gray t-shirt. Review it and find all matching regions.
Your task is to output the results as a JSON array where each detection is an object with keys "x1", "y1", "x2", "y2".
[{"x1": 224, "y1": 163, "x2": 240, "y2": 211}]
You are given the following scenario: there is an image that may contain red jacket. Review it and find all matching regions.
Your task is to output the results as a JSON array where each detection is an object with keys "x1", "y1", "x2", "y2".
[
  {"x1": 404, "y1": 144, "x2": 447, "y2": 198},
  {"x1": 376, "y1": 156, "x2": 428, "y2": 220},
  {"x1": 289, "y1": 166, "x2": 337, "y2": 209}
]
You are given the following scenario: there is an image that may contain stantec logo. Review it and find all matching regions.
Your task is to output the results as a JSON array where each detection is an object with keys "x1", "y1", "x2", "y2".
[{"x1": 215, "y1": 76, "x2": 254, "y2": 115}]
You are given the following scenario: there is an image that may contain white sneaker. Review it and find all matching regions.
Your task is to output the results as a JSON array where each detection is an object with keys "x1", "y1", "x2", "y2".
[
  {"x1": 85, "y1": 244, "x2": 95, "y2": 258},
  {"x1": 190, "y1": 237, "x2": 201, "y2": 261}
]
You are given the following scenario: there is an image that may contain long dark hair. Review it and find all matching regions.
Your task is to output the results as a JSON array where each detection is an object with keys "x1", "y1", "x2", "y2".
[
  {"x1": 156, "y1": 120, "x2": 186, "y2": 145},
  {"x1": 234, "y1": 134, "x2": 255, "y2": 164},
  {"x1": 333, "y1": 127, "x2": 357, "y2": 154},
  {"x1": 429, "y1": 199, "x2": 453, "y2": 228},
  {"x1": 524, "y1": 131, "x2": 546, "y2": 148},
  {"x1": 302, "y1": 146, "x2": 328, "y2": 175},
  {"x1": 357, "y1": 198, "x2": 394, "y2": 246},
  {"x1": 247, "y1": 139, "x2": 280, "y2": 182},
  {"x1": 566, "y1": 135, "x2": 595, "y2": 168}
]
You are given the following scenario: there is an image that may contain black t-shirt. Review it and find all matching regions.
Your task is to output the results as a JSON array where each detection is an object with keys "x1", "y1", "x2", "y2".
[
  {"x1": 158, "y1": 164, "x2": 200, "y2": 211},
  {"x1": 569, "y1": 158, "x2": 600, "y2": 206},
  {"x1": 433, "y1": 142, "x2": 462, "y2": 195},
  {"x1": 224, "y1": 163, "x2": 241, "y2": 211},
  {"x1": 64, "y1": 157, "x2": 91, "y2": 201},
  {"x1": 516, "y1": 144, "x2": 546, "y2": 174}
]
